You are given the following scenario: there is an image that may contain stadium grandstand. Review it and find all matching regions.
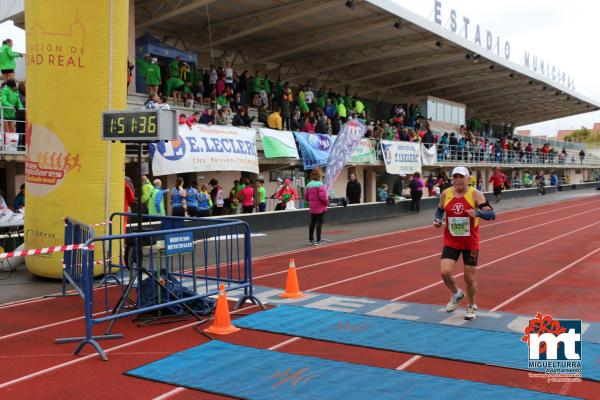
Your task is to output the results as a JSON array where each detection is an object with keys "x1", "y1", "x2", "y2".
[{"x1": 1, "y1": 2, "x2": 600, "y2": 399}]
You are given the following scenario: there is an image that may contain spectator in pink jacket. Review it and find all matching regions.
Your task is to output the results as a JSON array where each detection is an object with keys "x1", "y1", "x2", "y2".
[{"x1": 304, "y1": 167, "x2": 329, "y2": 245}]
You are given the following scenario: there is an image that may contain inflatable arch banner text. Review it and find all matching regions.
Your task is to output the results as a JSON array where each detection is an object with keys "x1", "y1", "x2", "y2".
[{"x1": 25, "y1": 0, "x2": 128, "y2": 278}]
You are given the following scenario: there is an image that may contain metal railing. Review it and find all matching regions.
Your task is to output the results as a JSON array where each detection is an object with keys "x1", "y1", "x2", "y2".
[
  {"x1": 0, "y1": 105, "x2": 26, "y2": 153},
  {"x1": 56, "y1": 213, "x2": 263, "y2": 361},
  {"x1": 513, "y1": 134, "x2": 585, "y2": 151},
  {"x1": 430, "y1": 144, "x2": 600, "y2": 166}
]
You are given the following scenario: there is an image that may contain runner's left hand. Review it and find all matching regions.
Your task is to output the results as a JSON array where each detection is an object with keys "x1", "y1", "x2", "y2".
[{"x1": 466, "y1": 209, "x2": 476, "y2": 218}]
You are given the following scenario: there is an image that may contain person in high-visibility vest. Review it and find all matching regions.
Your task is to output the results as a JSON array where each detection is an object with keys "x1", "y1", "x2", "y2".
[
  {"x1": 141, "y1": 175, "x2": 154, "y2": 213},
  {"x1": 148, "y1": 179, "x2": 166, "y2": 216}
]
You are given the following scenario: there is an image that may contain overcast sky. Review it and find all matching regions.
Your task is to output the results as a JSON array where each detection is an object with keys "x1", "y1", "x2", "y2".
[{"x1": 393, "y1": 0, "x2": 600, "y2": 136}]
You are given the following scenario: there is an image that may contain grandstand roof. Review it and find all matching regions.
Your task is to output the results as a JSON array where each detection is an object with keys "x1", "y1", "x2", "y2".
[{"x1": 134, "y1": 0, "x2": 600, "y2": 126}]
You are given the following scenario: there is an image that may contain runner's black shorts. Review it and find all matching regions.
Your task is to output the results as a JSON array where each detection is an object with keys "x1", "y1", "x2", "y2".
[
  {"x1": 1, "y1": 69, "x2": 14, "y2": 74},
  {"x1": 493, "y1": 186, "x2": 502, "y2": 196},
  {"x1": 441, "y1": 246, "x2": 479, "y2": 267}
]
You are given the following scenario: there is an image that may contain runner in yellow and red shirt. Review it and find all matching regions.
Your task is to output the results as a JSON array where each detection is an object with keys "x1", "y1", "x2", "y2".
[{"x1": 433, "y1": 167, "x2": 496, "y2": 320}]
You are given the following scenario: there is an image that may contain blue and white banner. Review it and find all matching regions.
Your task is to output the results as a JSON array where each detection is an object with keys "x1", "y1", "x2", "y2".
[
  {"x1": 150, "y1": 124, "x2": 259, "y2": 175},
  {"x1": 324, "y1": 120, "x2": 368, "y2": 188},
  {"x1": 380, "y1": 140, "x2": 422, "y2": 175},
  {"x1": 293, "y1": 132, "x2": 335, "y2": 170}
]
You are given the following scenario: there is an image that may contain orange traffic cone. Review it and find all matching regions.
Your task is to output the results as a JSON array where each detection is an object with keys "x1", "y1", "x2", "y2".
[
  {"x1": 204, "y1": 284, "x2": 240, "y2": 335},
  {"x1": 279, "y1": 259, "x2": 304, "y2": 298}
]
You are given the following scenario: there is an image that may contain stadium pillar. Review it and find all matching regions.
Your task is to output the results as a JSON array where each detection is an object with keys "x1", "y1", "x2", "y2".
[
  {"x1": 128, "y1": 0, "x2": 136, "y2": 94},
  {"x1": 24, "y1": 0, "x2": 128, "y2": 278}
]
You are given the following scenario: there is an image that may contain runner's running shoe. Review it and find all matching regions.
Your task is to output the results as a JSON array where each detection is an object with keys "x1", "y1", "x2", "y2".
[
  {"x1": 446, "y1": 289, "x2": 464, "y2": 312},
  {"x1": 464, "y1": 304, "x2": 478, "y2": 320}
]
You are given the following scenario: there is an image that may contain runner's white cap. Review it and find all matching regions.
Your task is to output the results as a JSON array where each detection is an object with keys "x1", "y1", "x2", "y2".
[{"x1": 451, "y1": 166, "x2": 469, "y2": 176}]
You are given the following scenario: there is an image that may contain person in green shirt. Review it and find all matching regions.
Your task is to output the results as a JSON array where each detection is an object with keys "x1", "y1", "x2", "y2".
[
  {"x1": 252, "y1": 72, "x2": 262, "y2": 106},
  {"x1": 263, "y1": 75, "x2": 271, "y2": 95},
  {"x1": 298, "y1": 88, "x2": 309, "y2": 114},
  {"x1": 141, "y1": 175, "x2": 154, "y2": 213},
  {"x1": 0, "y1": 39, "x2": 22, "y2": 82},
  {"x1": 256, "y1": 179, "x2": 267, "y2": 212},
  {"x1": 135, "y1": 53, "x2": 151, "y2": 80},
  {"x1": 354, "y1": 97, "x2": 364, "y2": 114},
  {"x1": 166, "y1": 56, "x2": 184, "y2": 104},
  {"x1": 343, "y1": 93, "x2": 352, "y2": 110},
  {"x1": 148, "y1": 179, "x2": 166, "y2": 216},
  {"x1": 0, "y1": 79, "x2": 23, "y2": 133},
  {"x1": 337, "y1": 101, "x2": 347, "y2": 121},
  {"x1": 145, "y1": 57, "x2": 161, "y2": 96},
  {"x1": 216, "y1": 94, "x2": 228, "y2": 108}
]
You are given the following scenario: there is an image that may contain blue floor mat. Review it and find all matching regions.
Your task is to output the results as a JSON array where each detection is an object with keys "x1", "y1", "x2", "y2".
[
  {"x1": 234, "y1": 305, "x2": 600, "y2": 382},
  {"x1": 127, "y1": 341, "x2": 577, "y2": 400}
]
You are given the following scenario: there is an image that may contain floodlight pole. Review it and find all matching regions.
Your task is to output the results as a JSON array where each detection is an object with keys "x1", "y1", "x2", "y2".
[{"x1": 137, "y1": 143, "x2": 143, "y2": 234}]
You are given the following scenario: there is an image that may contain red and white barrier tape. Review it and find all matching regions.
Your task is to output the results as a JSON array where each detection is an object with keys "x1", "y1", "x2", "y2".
[{"x1": 0, "y1": 243, "x2": 93, "y2": 259}]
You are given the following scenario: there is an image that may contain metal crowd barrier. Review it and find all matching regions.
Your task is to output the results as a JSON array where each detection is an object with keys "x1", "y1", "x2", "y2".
[{"x1": 56, "y1": 213, "x2": 262, "y2": 360}]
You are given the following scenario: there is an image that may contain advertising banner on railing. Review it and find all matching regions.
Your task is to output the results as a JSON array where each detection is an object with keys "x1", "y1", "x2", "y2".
[
  {"x1": 380, "y1": 140, "x2": 422, "y2": 175},
  {"x1": 348, "y1": 138, "x2": 376, "y2": 164},
  {"x1": 324, "y1": 120, "x2": 368, "y2": 188},
  {"x1": 421, "y1": 144, "x2": 437, "y2": 166},
  {"x1": 150, "y1": 124, "x2": 259, "y2": 175},
  {"x1": 294, "y1": 132, "x2": 335, "y2": 170},
  {"x1": 259, "y1": 128, "x2": 299, "y2": 159}
]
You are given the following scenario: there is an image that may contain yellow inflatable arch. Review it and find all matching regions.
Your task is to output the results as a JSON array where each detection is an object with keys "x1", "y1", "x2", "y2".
[{"x1": 24, "y1": 0, "x2": 127, "y2": 278}]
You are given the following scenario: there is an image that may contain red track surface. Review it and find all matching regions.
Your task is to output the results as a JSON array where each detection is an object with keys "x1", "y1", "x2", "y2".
[{"x1": 1, "y1": 195, "x2": 600, "y2": 399}]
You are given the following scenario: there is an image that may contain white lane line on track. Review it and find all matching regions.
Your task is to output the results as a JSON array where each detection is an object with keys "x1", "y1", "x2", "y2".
[
  {"x1": 307, "y1": 208, "x2": 600, "y2": 293},
  {"x1": 396, "y1": 244, "x2": 600, "y2": 372},
  {"x1": 254, "y1": 201, "x2": 600, "y2": 280},
  {"x1": 149, "y1": 215, "x2": 600, "y2": 398},
  {"x1": 392, "y1": 219, "x2": 600, "y2": 301},
  {"x1": 3, "y1": 202, "x2": 598, "y2": 343},
  {"x1": 2, "y1": 206, "x2": 599, "y2": 392},
  {"x1": 2, "y1": 203, "x2": 599, "y2": 344},
  {"x1": 1, "y1": 196, "x2": 594, "y2": 310}
]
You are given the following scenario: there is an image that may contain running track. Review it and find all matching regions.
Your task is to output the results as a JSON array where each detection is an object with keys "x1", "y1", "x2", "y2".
[{"x1": 1, "y1": 195, "x2": 599, "y2": 399}]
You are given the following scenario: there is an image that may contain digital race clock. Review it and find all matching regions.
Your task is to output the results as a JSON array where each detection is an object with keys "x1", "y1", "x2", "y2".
[{"x1": 101, "y1": 109, "x2": 177, "y2": 141}]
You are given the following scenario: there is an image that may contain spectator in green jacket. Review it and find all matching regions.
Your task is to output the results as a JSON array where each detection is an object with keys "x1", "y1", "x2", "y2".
[
  {"x1": 0, "y1": 39, "x2": 22, "y2": 82},
  {"x1": 141, "y1": 175, "x2": 154, "y2": 213},
  {"x1": 354, "y1": 97, "x2": 365, "y2": 114},
  {"x1": 166, "y1": 56, "x2": 184, "y2": 104},
  {"x1": 337, "y1": 101, "x2": 347, "y2": 122},
  {"x1": 135, "y1": 53, "x2": 151, "y2": 80},
  {"x1": 252, "y1": 71, "x2": 262, "y2": 106},
  {"x1": 1, "y1": 79, "x2": 23, "y2": 133},
  {"x1": 145, "y1": 57, "x2": 161, "y2": 96}
]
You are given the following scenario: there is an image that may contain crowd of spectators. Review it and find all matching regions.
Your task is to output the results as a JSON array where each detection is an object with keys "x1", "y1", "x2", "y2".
[
  {"x1": 140, "y1": 174, "x2": 304, "y2": 216},
  {"x1": 1, "y1": 38, "x2": 26, "y2": 151},
  {"x1": 135, "y1": 56, "x2": 596, "y2": 167}
]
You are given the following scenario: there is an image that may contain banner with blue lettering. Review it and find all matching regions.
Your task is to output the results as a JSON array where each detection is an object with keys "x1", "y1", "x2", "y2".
[
  {"x1": 324, "y1": 120, "x2": 367, "y2": 188},
  {"x1": 380, "y1": 140, "x2": 422, "y2": 175},
  {"x1": 150, "y1": 124, "x2": 259, "y2": 175},
  {"x1": 293, "y1": 132, "x2": 336, "y2": 170}
]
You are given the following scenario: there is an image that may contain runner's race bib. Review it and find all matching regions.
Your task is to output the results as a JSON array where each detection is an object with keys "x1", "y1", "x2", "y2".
[{"x1": 448, "y1": 217, "x2": 470, "y2": 236}]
